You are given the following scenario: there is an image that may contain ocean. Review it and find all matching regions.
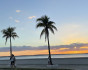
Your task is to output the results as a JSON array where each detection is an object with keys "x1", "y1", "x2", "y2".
[{"x1": 0, "y1": 54, "x2": 88, "y2": 60}]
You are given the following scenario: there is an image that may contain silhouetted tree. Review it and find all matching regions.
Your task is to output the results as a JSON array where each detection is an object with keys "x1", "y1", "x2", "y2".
[
  {"x1": 1, "y1": 27, "x2": 18, "y2": 56},
  {"x1": 36, "y1": 15, "x2": 57, "y2": 65}
]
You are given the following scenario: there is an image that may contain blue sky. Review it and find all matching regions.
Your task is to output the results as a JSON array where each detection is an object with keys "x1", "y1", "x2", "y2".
[{"x1": 0, "y1": 0, "x2": 88, "y2": 48}]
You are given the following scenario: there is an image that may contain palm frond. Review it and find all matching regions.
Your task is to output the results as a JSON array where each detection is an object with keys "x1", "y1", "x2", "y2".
[
  {"x1": 48, "y1": 21, "x2": 55, "y2": 25},
  {"x1": 36, "y1": 16, "x2": 46, "y2": 23},
  {"x1": 5, "y1": 36, "x2": 9, "y2": 45},
  {"x1": 36, "y1": 18, "x2": 43, "y2": 22},
  {"x1": 3, "y1": 35, "x2": 8, "y2": 38},
  {"x1": 51, "y1": 25, "x2": 57, "y2": 31},
  {"x1": 36, "y1": 23, "x2": 45, "y2": 28},
  {"x1": 1, "y1": 29, "x2": 7, "y2": 34},
  {"x1": 12, "y1": 35, "x2": 19, "y2": 39},
  {"x1": 40, "y1": 29, "x2": 45, "y2": 38},
  {"x1": 12, "y1": 36, "x2": 18, "y2": 40},
  {"x1": 49, "y1": 27, "x2": 54, "y2": 34},
  {"x1": 11, "y1": 32, "x2": 17, "y2": 36},
  {"x1": 12, "y1": 32, "x2": 19, "y2": 39}
]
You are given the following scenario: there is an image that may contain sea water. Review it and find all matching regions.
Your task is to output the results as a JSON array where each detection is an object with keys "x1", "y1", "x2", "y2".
[{"x1": 0, "y1": 54, "x2": 88, "y2": 60}]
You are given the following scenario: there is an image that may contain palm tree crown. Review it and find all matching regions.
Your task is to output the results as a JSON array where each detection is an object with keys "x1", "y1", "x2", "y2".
[
  {"x1": 1, "y1": 27, "x2": 18, "y2": 44},
  {"x1": 36, "y1": 15, "x2": 57, "y2": 40}
]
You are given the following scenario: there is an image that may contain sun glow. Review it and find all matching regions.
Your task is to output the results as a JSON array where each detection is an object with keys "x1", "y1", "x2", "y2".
[
  {"x1": 1, "y1": 49, "x2": 88, "y2": 56},
  {"x1": 59, "y1": 48, "x2": 69, "y2": 50},
  {"x1": 74, "y1": 46, "x2": 77, "y2": 49}
]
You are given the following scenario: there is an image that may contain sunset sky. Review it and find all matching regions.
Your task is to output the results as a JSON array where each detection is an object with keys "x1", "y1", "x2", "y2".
[{"x1": 0, "y1": 0, "x2": 88, "y2": 56}]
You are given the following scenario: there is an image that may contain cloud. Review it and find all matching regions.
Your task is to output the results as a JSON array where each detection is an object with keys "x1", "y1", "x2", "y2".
[
  {"x1": 16, "y1": 10, "x2": 21, "y2": 13},
  {"x1": 80, "y1": 46, "x2": 88, "y2": 49},
  {"x1": 59, "y1": 48, "x2": 69, "y2": 51},
  {"x1": 28, "y1": 16, "x2": 36, "y2": 19},
  {"x1": 9, "y1": 17, "x2": 13, "y2": 20},
  {"x1": 15, "y1": 20, "x2": 20, "y2": 23},
  {"x1": 1, "y1": 43, "x2": 88, "y2": 52}
]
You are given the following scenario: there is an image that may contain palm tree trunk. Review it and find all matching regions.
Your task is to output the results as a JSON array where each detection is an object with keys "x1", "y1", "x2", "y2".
[
  {"x1": 10, "y1": 37, "x2": 12, "y2": 56},
  {"x1": 47, "y1": 35, "x2": 53, "y2": 65}
]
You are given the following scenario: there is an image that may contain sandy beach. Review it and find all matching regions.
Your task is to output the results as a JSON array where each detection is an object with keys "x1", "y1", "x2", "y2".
[{"x1": 0, "y1": 57, "x2": 88, "y2": 70}]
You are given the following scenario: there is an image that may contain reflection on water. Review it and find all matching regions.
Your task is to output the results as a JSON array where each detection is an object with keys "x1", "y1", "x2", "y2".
[{"x1": 0, "y1": 54, "x2": 88, "y2": 60}]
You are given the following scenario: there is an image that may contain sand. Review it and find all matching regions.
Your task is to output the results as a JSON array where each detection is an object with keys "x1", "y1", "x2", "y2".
[{"x1": 0, "y1": 58, "x2": 88, "y2": 70}]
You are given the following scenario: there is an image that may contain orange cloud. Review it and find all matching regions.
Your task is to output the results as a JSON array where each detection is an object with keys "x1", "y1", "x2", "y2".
[
  {"x1": 80, "y1": 46, "x2": 88, "y2": 49},
  {"x1": 16, "y1": 10, "x2": 21, "y2": 13},
  {"x1": 28, "y1": 16, "x2": 36, "y2": 19},
  {"x1": 59, "y1": 48, "x2": 69, "y2": 50},
  {"x1": 1, "y1": 49, "x2": 88, "y2": 56}
]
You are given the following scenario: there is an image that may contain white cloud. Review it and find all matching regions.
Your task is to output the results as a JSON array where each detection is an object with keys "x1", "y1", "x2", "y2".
[
  {"x1": 15, "y1": 20, "x2": 20, "y2": 23},
  {"x1": 9, "y1": 17, "x2": 13, "y2": 20},
  {"x1": 16, "y1": 10, "x2": 21, "y2": 13},
  {"x1": 28, "y1": 16, "x2": 36, "y2": 19}
]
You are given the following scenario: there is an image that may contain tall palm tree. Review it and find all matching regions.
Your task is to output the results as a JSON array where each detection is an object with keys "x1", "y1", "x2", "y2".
[
  {"x1": 36, "y1": 15, "x2": 57, "y2": 65},
  {"x1": 1, "y1": 27, "x2": 18, "y2": 56}
]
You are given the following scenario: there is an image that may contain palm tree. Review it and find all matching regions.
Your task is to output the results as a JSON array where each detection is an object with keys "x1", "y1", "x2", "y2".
[
  {"x1": 36, "y1": 15, "x2": 57, "y2": 65},
  {"x1": 1, "y1": 27, "x2": 18, "y2": 56}
]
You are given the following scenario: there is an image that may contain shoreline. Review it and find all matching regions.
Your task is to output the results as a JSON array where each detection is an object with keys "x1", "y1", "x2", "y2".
[
  {"x1": 0, "y1": 53, "x2": 88, "y2": 57},
  {"x1": 0, "y1": 58, "x2": 88, "y2": 70},
  {"x1": 1, "y1": 56, "x2": 88, "y2": 61}
]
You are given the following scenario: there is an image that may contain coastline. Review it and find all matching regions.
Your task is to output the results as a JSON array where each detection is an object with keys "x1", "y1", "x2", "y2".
[
  {"x1": 0, "y1": 57, "x2": 88, "y2": 70},
  {"x1": 1, "y1": 53, "x2": 88, "y2": 60}
]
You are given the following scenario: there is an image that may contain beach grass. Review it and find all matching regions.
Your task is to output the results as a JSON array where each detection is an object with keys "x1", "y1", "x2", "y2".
[{"x1": 0, "y1": 68, "x2": 72, "y2": 70}]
